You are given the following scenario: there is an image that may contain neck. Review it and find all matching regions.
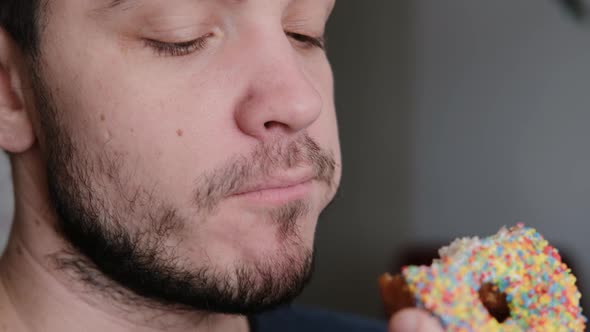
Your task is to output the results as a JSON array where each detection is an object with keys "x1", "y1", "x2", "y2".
[{"x1": 0, "y1": 153, "x2": 250, "y2": 332}]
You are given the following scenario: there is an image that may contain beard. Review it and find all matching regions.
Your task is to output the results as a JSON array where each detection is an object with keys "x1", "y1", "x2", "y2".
[{"x1": 30, "y1": 64, "x2": 338, "y2": 315}]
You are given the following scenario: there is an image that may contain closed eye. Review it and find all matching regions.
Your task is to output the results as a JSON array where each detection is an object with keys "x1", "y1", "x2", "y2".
[
  {"x1": 145, "y1": 31, "x2": 324, "y2": 57},
  {"x1": 286, "y1": 32, "x2": 326, "y2": 50},
  {"x1": 145, "y1": 32, "x2": 214, "y2": 57}
]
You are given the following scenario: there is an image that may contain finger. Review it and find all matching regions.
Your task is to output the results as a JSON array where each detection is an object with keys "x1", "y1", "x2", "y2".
[{"x1": 389, "y1": 308, "x2": 443, "y2": 332}]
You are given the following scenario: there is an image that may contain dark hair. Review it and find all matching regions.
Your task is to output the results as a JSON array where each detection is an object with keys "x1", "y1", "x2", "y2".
[{"x1": 0, "y1": 0, "x2": 41, "y2": 55}]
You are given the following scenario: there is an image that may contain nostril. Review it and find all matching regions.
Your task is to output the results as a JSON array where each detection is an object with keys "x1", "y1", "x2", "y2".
[
  {"x1": 263, "y1": 121, "x2": 287, "y2": 131},
  {"x1": 479, "y1": 282, "x2": 511, "y2": 323}
]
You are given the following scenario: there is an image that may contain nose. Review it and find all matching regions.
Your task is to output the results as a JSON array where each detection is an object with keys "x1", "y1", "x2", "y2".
[{"x1": 234, "y1": 31, "x2": 323, "y2": 140}]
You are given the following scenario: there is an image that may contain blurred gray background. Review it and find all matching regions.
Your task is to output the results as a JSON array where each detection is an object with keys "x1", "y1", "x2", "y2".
[{"x1": 2, "y1": 0, "x2": 590, "y2": 320}]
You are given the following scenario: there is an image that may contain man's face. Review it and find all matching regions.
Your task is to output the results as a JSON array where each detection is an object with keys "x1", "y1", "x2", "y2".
[{"x1": 30, "y1": 0, "x2": 341, "y2": 313}]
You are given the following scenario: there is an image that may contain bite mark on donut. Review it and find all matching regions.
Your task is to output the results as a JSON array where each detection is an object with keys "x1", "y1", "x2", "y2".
[{"x1": 379, "y1": 273, "x2": 415, "y2": 316}]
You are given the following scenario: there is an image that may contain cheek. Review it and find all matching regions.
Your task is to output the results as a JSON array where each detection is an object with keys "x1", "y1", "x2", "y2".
[
  {"x1": 87, "y1": 86, "x2": 231, "y2": 204},
  {"x1": 39, "y1": 61, "x2": 230, "y2": 212}
]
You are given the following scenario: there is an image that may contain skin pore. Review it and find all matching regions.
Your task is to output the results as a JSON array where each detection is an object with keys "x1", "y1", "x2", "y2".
[{"x1": 0, "y1": 0, "x2": 343, "y2": 331}]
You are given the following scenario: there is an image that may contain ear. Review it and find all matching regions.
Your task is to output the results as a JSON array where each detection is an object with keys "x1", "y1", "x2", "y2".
[{"x1": 0, "y1": 28, "x2": 35, "y2": 154}]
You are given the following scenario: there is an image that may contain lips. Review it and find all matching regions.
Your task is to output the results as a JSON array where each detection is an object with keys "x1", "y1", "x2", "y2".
[
  {"x1": 231, "y1": 170, "x2": 316, "y2": 197},
  {"x1": 223, "y1": 166, "x2": 318, "y2": 206}
]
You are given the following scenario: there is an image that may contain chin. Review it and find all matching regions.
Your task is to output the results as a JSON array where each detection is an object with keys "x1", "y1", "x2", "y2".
[{"x1": 193, "y1": 204, "x2": 317, "y2": 266}]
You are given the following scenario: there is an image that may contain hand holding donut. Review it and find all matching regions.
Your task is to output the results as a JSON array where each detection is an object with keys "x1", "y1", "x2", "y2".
[
  {"x1": 389, "y1": 309, "x2": 443, "y2": 332},
  {"x1": 380, "y1": 224, "x2": 587, "y2": 331}
]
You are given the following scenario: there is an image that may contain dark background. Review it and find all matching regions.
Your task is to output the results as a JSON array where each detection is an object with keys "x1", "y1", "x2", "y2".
[{"x1": 296, "y1": 0, "x2": 590, "y2": 318}]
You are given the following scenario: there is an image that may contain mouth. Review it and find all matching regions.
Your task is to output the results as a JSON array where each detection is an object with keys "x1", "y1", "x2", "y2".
[{"x1": 229, "y1": 171, "x2": 316, "y2": 205}]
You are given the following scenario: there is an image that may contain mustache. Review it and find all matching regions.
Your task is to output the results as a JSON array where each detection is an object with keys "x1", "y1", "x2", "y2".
[{"x1": 192, "y1": 133, "x2": 337, "y2": 213}]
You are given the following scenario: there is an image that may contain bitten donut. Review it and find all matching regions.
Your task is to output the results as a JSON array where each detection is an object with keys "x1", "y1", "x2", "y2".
[{"x1": 379, "y1": 224, "x2": 587, "y2": 331}]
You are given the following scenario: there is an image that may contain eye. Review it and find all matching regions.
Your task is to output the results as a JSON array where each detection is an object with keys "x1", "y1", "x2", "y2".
[
  {"x1": 286, "y1": 32, "x2": 326, "y2": 50},
  {"x1": 145, "y1": 32, "x2": 214, "y2": 57}
]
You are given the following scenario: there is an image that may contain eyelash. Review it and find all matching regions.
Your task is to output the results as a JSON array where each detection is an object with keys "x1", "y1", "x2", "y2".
[
  {"x1": 286, "y1": 32, "x2": 326, "y2": 50},
  {"x1": 145, "y1": 33, "x2": 213, "y2": 57},
  {"x1": 145, "y1": 32, "x2": 325, "y2": 57}
]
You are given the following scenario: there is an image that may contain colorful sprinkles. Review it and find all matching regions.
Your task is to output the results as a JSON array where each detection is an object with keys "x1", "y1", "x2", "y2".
[{"x1": 402, "y1": 224, "x2": 587, "y2": 331}]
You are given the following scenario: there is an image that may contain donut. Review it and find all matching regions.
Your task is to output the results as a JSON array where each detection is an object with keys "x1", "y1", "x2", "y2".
[{"x1": 379, "y1": 224, "x2": 587, "y2": 331}]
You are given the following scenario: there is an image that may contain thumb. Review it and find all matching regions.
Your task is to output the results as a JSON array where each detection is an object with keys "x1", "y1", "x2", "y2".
[{"x1": 389, "y1": 309, "x2": 443, "y2": 332}]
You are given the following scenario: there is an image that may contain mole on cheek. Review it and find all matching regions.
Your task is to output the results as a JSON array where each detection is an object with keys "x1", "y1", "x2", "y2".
[
  {"x1": 176, "y1": 129, "x2": 184, "y2": 137},
  {"x1": 100, "y1": 114, "x2": 106, "y2": 121}
]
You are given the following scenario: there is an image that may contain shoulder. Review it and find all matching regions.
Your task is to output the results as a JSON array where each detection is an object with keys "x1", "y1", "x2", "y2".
[{"x1": 249, "y1": 305, "x2": 387, "y2": 332}]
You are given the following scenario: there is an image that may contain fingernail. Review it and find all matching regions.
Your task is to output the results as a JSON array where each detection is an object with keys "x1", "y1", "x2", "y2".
[{"x1": 391, "y1": 311, "x2": 418, "y2": 332}]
